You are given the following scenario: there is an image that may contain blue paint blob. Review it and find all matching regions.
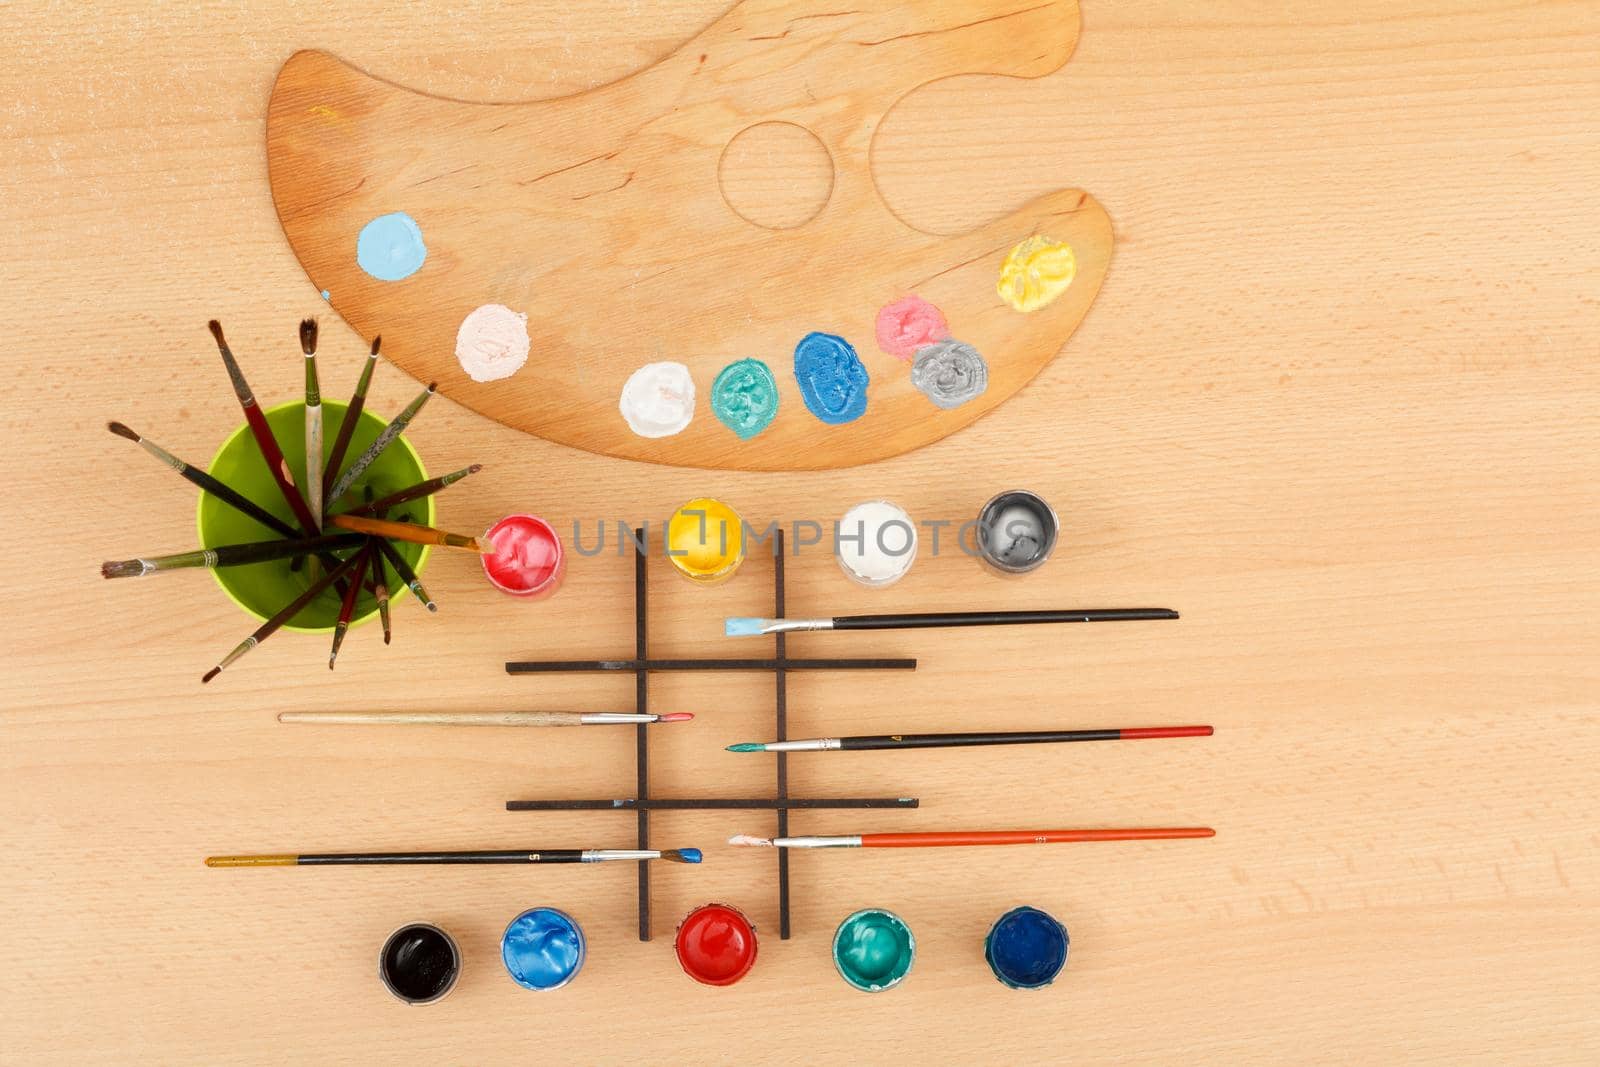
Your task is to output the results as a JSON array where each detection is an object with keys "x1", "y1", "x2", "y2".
[
  {"x1": 710, "y1": 358, "x2": 779, "y2": 439},
  {"x1": 356, "y1": 212, "x2": 427, "y2": 282},
  {"x1": 320, "y1": 289, "x2": 331, "y2": 301},
  {"x1": 984, "y1": 906, "x2": 1068, "y2": 989},
  {"x1": 501, "y1": 907, "x2": 586, "y2": 991},
  {"x1": 793, "y1": 331, "x2": 868, "y2": 424}
]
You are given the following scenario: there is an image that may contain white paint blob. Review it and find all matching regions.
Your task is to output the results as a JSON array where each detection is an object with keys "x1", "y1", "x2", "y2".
[
  {"x1": 835, "y1": 499, "x2": 918, "y2": 588},
  {"x1": 455, "y1": 304, "x2": 530, "y2": 383},
  {"x1": 619, "y1": 361, "x2": 696, "y2": 438}
]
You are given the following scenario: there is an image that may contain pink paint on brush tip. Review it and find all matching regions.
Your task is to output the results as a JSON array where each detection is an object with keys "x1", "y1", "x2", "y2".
[
  {"x1": 481, "y1": 514, "x2": 565, "y2": 599},
  {"x1": 659, "y1": 713, "x2": 695, "y2": 723},
  {"x1": 875, "y1": 294, "x2": 949, "y2": 361}
]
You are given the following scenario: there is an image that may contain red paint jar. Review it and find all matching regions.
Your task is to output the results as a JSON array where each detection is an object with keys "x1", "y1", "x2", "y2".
[
  {"x1": 481, "y1": 514, "x2": 565, "y2": 598},
  {"x1": 674, "y1": 903, "x2": 758, "y2": 986}
]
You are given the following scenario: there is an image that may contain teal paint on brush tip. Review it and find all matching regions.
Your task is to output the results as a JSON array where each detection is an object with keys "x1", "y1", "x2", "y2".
[
  {"x1": 501, "y1": 907, "x2": 586, "y2": 991},
  {"x1": 710, "y1": 358, "x2": 779, "y2": 439},
  {"x1": 724, "y1": 617, "x2": 765, "y2": 636},
  {"x1": 726, "y1": 742, "x2": 765, "y2": 753},
  {"x1": 832, "y1": 909, "x2": 915, "y2": 992},
  {"x1": 985, "y1": 906, "x2": 1068, "y2": 989},
  {"x1": 356, "y1": 212, "x2": 427, "y2": 281}
]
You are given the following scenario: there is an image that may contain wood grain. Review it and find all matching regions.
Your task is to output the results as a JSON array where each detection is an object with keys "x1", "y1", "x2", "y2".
[
  {"x1": 2, "y1": 1, "x2": 1598, "y2": 1063},
  {"x1": 265, "y1": 1, "x2": 1112, "y2": 470}
]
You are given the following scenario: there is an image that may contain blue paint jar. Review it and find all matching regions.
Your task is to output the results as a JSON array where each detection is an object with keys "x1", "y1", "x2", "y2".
[
  {"x1": 501, "y1": 907, "x2": 586, "y2": 991},
  {"x1": 984, "y1": 906, "x2": 1068, "y2": 989}
]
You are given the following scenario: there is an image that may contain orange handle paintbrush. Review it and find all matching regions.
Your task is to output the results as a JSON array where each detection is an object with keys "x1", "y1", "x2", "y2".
[{"x1": 729, "y1": 827, "x2": 1215, "y2": 849}]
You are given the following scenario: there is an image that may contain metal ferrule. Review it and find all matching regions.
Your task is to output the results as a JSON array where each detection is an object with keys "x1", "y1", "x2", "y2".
[
  {"x1": 773, "y1": 836, "x2": 862, "y2": 849},
  {"x1": 761, "y1": 738, "x2": 840, "y2": 752},
  {"x1": 581, "y1": 850, "x2": 661, "y2": 862},
  {"x1": 579, "y1": 713, "x2": 658, "y2": 725},
  {"x1": 760, "y1": 618, "x2": 836, "y2": 635}
]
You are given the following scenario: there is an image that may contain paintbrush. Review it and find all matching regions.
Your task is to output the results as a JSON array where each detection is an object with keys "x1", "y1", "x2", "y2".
[
  {"x1": 375, "y1": 536, "x2": 436, "y2": 612},
  {"x1": 326, "y1": 380, "x2": 437, "y2": 505},
  {"x1": 101, "y1": 533, "x2": 362, "y2": 579},
  {"x1": 728, "y1": 725, "x2": 1214, "y2": 753},
  {"x1": 107, "y1": 422, "x2": 298, "y2": 539},
  {"x1": 201, "y1": 551, "x2": 364, "y2": 683},
  {"x1": 339, "y1": 464, "x2": 484, "y2": 518},
  {"x1": 328, "y1": 542, "x2": 373, "y2": 669},
  {"x1": 207, "y1": 320, "x2": 321, "y2": 534},
  {"x1": 322, "y1": 335, "x2": 381, "y2": 499},
  {"x1": 206, "y1": 847, "x2": 703, "y2": 867},
  {"x1": 279, "y1": 711, "x2": 695, "y2": 726},
  {"x1": 328, "y1": 513, "x2": 489, "y2": 553},
  {"x1": 300, "y1": 319, "x2": 322, "y2": 527},
  {"x1": 729, "y1": 827, "x2": 1216, "y2": 849},
  {"x1": 361, "y1": 484, "x2": 392, "y2": 643},
  {"x1": 725, "y1": 608, "x2": 1180, "y2": 636}
]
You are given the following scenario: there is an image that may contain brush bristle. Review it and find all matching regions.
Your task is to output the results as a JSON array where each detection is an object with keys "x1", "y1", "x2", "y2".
[
  {"x1": 207, "y1": 319, "x2": 225, "y2": 343},
  {"x1": 106, "y1": 421, "x2": 139, "y2": 442},
  {"x1": 725, "y1": 742, "x2": 764, "y2": 753},
  {"x1": 425, "y1": 381, "x2": 438, "y2": 392},
  {"x1": 658, "y1": 712, "x2": 694, "y2": 723},
  {"x1": 726, "y1": 834, "x2": 772, "y2": 847},
  {"x1": 723, "y1": 617, "x2": 767, "y2": 637},
  {"x1": 299, "y1": 318, "x2": 318, "y2": 354},
  {"x1": 663, "y1": 848, "x2": 703, "y2": 864},
  {"x1": 201, "y1": 667, "x2": 220, "y2": 684},
  {"x1": 100, "y1": 559, "x2": 146, "y2": 579},
  {"x1": 370, "y1": 335, "x2": 381, "y2": 355}
]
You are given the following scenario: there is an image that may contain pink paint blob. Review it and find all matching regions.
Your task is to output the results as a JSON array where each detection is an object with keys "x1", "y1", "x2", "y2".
[
  {"x1": 874, "y1": 294, "x2": 949, "y2": 361},
  {"x1": 482, "y1": 515, "x2": 565, "y2": 599}
]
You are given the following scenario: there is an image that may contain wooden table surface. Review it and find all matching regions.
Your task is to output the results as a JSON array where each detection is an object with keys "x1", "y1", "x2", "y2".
[{"x1": 4, "y1": 2, "x2": 1597, "y2": 1063}]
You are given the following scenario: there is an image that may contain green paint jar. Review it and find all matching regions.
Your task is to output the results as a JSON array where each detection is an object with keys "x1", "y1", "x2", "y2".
[
  {"x1": 196, "y1": 400, "x2": 433, "y2": 631},
  {"x1": 831, "y1": 908, "x2": 915, "y2": 992}
]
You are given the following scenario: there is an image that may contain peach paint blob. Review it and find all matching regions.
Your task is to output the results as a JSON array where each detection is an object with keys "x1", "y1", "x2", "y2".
[{"x1": 874, "y1": 295, "x2": 949, "y2": 361}]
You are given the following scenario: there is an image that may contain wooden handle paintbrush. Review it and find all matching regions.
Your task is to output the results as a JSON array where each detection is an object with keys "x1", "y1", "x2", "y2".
[
  {"x1": 329, "y1": 513, "x2": 488, "y2": 552},
  {"x1": 300, "y1": 318, "x2": 323, "y2": 527},
  {"x1": 326, "y1": 380, "x2": 436, "y2": 505}
]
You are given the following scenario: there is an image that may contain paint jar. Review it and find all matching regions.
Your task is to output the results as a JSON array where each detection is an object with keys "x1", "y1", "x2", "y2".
[
  {"x1": 674, "y1": 902, "x2": 758, "y2": 986},
  {"x1": 482, "y1": 514, "x2": 566, "y2": 598},
  {"x1": 832, "y1": 908, "x2": 916, "y2": 992},
  {"x1": 378, "y1": 922, "x2": 461, "y2": 1005},
  {"x1": 975, "y1": 490, "x2": 1058, "y2": 575},
  {"x1": 501, "y1": 907, "x2": 586, "y2": 991},
  {"x1": 984, "y1": 906, "x2": 1069, "y2": 989},
  {"x1": 666, "y1": 498, "x2": 746, "y2": 585},
  {"x1": 835, "y1": 499, "x2": 917, "y2": 588}
]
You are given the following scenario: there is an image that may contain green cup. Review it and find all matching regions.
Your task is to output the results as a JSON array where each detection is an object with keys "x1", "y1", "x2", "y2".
[{"x1": 195, "y1": 400, "x2": 433, "y2": 632}]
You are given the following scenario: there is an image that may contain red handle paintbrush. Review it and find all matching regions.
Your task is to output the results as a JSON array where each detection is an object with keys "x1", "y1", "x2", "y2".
[{"x1": 729, "y1": 827, "x2": 1215, "y2": 849}]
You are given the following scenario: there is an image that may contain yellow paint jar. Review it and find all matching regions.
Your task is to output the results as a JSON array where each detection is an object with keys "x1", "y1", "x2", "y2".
[{"x1": 666, "y1": 497, "x2": 746, "y2": 585}]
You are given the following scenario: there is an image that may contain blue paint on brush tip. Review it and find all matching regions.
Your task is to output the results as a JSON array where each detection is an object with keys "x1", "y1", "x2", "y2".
[
  {"x1": 677, "y1": 848, "x2": 703, "y2": 864},
  {"x1": 724, "y1": 617, "x2": 765, "y2": 636}
]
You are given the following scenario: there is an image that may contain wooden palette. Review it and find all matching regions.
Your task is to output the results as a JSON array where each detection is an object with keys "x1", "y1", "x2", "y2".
[{"x1": 266, "y1": 1, "x2": 1111, "y2": 470}]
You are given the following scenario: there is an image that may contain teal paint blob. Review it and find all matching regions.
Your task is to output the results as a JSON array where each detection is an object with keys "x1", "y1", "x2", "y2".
[
  {"x1": 356, "y1": 212, "x2": 427, "y2": 281},
  {"x1": 501, "y1": 907, "x2": 586, "y2": 991},
  {"x1": 832, "y1": 909, "x2": 915, "y2": 992},
  {"x1": 793, "y1": 331, "x2": 868, "y2": 424},
  {"x1": 984, "y1": 906, "x2": 1068, "y2": 989},
  {"x1": 710, "y1": 358, "x2": 779, "y2": 439}
]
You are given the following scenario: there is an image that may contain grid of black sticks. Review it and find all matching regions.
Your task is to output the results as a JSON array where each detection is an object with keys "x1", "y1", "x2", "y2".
[{"x1": 504, "y1": 528, "x2": 918, "y2": 940}]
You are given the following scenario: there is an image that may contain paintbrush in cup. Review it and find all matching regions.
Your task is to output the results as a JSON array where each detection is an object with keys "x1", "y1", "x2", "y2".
[
  {"x1": 725, "y1": 608, "x2": 1180, "y2": 636},
  {"x1": 339, "y1": 464, "x2": 483, "y2": 518},
  {"x1": 106, "y1": 422, "x2": 298, "y2": 539},
  {"x1": 329, "y1": 514, "x2": 489, "y2": 553},
  {"x1": 326, "y1": 380, "x2": 436, "y2": 505},
  {"x1": 207, "y1": 320, "x2": 320, "y2": 534},
  {"x1": 328, "y1": 541, "x2": 374, "y2": 669},
  {"x1": 101, "y1": 533, "x2": 362, "y2": 578},
  {"x1": 322, "y1": 335, "x2": 380, "y2": 499},
  {"x1": 300, "y1": 319, "x2": 322, "y2": 527},
  {"x1": 202, "y1": 550, "x2": 364, "y2": 683},
  {"x1": 375, "y1": 535, "x2": 436, "y2": 612}
]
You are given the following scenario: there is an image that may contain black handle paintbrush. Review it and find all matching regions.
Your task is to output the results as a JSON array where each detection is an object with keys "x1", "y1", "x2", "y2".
[{"x1": 726, "y1": 608, "x2": 1179, "y2": 636}]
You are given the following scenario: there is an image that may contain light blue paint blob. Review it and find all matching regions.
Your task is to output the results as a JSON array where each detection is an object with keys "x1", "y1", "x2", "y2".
[
  {"x1": 320, "y1": 289, "x2": 331, "y2": 301},
  {"x1": 793, "y1": 331, "x2": 868, "y2": 424},
  {"x1": 710, "y1": 358, "x2": 779, "y2": 439},
  {"x1": 356, "y1": 212, "x2": 427, "y2": 282},
  {"x1": 501, "y1": 907, "x2": 586, "y2": 991},
  {"x1": 985, "y1": 906, "x2": 1068, "y2": 989}
]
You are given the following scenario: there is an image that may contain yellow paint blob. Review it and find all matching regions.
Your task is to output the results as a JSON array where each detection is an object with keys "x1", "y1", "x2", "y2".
[
  {"x1": 997, "y1": 235, "x2": 1077, "y2": 313},
  {"x1": 666, "y1": 497, "x2": 746, "y2": 584}
]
